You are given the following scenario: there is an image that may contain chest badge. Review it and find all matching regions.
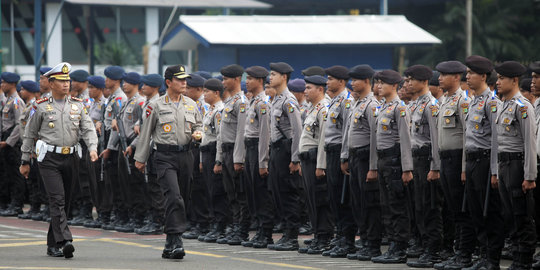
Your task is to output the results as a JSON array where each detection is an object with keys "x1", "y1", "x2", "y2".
[{"x1": 163, "y1": 123, "x2": 172, "y2": 133}]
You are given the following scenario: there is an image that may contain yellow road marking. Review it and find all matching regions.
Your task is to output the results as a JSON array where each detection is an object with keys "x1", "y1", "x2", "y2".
[
  {"x1": 0, "y1": 267, "x2": 139, "y2": 270},
  {"x1": 0, "y1": 239, "x2": 88, "y2": 248},
  {"x1": 93, "y1": 238, "x2": 153, "y2": 248},
  {"x1": 0, "y1": 238, "x2": 42, "y2": 241},
  {"x1": 230, "y1": 257, "x2": 324, "y2": 270}
]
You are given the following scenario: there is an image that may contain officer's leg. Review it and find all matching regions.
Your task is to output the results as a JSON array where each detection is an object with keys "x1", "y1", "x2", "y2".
[
  {"x1": 348, "y1": 153, "x2": 365, "y2": 242},
  {"x1": 5, "y1": 145, "x2": 25, "y2": 215},
  {"x1": 202, "y1": 149, "x2": 230, "y2": 241},
  {"x1": 116, "y1": 150, "x2": 133, "y2": 227},
  {"x1": 185, "y1": 147, "x2": 211, "y2": 239},
  {"x1": 221, "y1": 149, "x2": 240, "y2": 238},
  {"x1": 122, "y1": 154, "x2": 147, "y2": 231},
  {"x1": 412, "y1": 157, "x2": 427, "y2": 249}
]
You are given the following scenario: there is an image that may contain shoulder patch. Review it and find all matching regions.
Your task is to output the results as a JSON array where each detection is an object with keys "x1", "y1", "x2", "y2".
[
  {"x1": 399, "y1": 106, "x2": 406, "y2": 117},
  {"x1": 430, "y1": 105, "x2": 439, "y2": 117},
  {"x1": 344, "y1": 100, "x2": 351, "y2": 109},
  {"x1": 239, "y1": 103, "x2": 246, "y2": 113},
  {"x1": 287, "y1": 102, "x2": 295, "y2": 113},
  {"x1": 260, "y1": 103, "x2": 267, "y2": 114},
  {"x1": 36, "y1": 97, "x2": 48, "y2": 104},
  {"x1": 520, "y1": 106, "x2": 528, "y2": 119},
  {"x1": 71, "y1": 96, "x2": 82, "y2": 102},
  {"x1": 490, "y1": 101, "x2": 497, "y2": 113}
]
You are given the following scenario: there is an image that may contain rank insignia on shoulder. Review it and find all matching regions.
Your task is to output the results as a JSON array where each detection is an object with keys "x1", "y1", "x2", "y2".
[
  {"x1": 430, "y1": 106, "x2": 438, "y2": 117},
  {"x1": 288, "y1": 105, "x2": 294, "y2": 113},
  {"x1": 71, "y1": 96, "x2": 82, "y2": 102},
  {"x1": 261, "y1": 108, "x2": 266, "y2": 114},
  {"x1": 521, "y1": 106, "x2": 528, "y2": 119},
  {"x1": 345, "y1": 100, "x2": 351, "y2": 109},
  {"x1": 490, "y1": 103, "x2": 497, "y2": 113},
  {"x1": 240, "y1": 104, "x2": 246, "y2": 113},
  {"x1": 36, "y1": 97, "x2": 48, "y2": 104},
  {"x1": 399, "y1": 108, "x2": 406, "y2": 117}
]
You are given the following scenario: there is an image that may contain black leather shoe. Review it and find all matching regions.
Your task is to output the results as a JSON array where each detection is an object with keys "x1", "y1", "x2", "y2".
[
  {"x1": 1, "y1": 207, "x2": 22, "y2": 217},
  {"x1": 267, "y1": 235, "x2": 288, "y2": 250},
  {"x1": 47, "y1": 247, "x2": 63, "y2": 257},
  {"x1": 274, "y1": 238, "x2": 299, "y2": 251},
  {"x1": 241, "y1": 232, "x2": 260, "y2": 247},
  {"x1": 298, "y1": 223, "x2": 312, "y2": 235},
  {"x1": 357, "y1": 247, "x2": 382, "y2": 261},
  {"x1": 182, "y1": 226, "x2": 202, "y2": 239},
  {"x1": 135, "y1": 222, "x2": 163, "y2": 235},
  {"x1": 407, "y1": 252, "x2": 442, "y2": 268},
  {"x1": 228, "y1": 233, "x2": 248, "y2": 246},
  {"x1": 83, "y1": 218, "x2": 101, "y2": 228},
  {"x1": 62, "y1": 241, "x2": 75, "y2": 259},
  {"x1": 307, "y1": 238, "x2": 331, "y2": 255},
  {"x1": 329, "y1": 244, "x2": 356, "y2": 258},
  {"x1": 203, "y1": 226, "x2": 226, "y2": 243},
  {"x1": 407, "y1": 242, "x2": 424, "y2": 258},
  {"x1": 434, "y1": 254, "x2": 458, "y2": 270},
  {"x1": 216, "y1": 233, "x2": 233, "y2": 244},
  {"x1": 252, "y1": 231, "x2": 273, "y2": 249},
  {"x1": 444, "y1": 254, "x2": 473, "y2": 270}
]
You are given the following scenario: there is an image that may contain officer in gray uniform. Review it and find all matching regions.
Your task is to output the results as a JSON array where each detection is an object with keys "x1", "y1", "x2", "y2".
[
  {"x1": 531, "y1": 61, "x2": 540, "y2": 270},
  {"x1": 495, "y1": 61, "x2": 537, "y2": 270},
  {"x1": 340, "y1": 65, "x2": 381, "y2": 261},
  {"x1": 20, "y1": 62, "x2": 98, "y2": 258},
  {"x1": 39, "y1": 67, "x2": 53, "y2": 99},
  {"x1": 323, "y1": 65, "x2": 356, "y2": 258},
  {"x1": 403, "y1": 65, "x2": 443, "y2": 268},
  {"x1": 70, "y1": 70, "x2": 90, "y2": 100},
  {"x1": 0, "y1": 72, "x2": 25, "y2": 217},
  {"x1": 370, "y1": 70, "x2": 413, "y2": 264},
  {"x1": 213, "y1": 64, "x2": 250, "y2": 245},
  {"x1": 242, "y1": 66, "x2": 275, "y2": 248},
  {"x1": 199, "y1": 79, "x2": 231, "y2": 243},
  {"x1": 267, "y1": 62, "x2": 303, "y2": 251},
  {"x1": 134, "y1": 65, "x2": 203, "y2": 260},
  {"x1": 297, "y1": 75, "x2": 332, "y2": 255}
]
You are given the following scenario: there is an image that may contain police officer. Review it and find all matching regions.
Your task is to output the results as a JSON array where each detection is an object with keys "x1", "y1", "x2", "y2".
[
  {"x1": 297, "y1": 75, "x2": 332, "y2": 254},
  {"x1": 403, "y1": 65, "x2": 443, "y2": 268},
  {"x1": 370, "y1": 70, "x2": 413, "y2": 264},
  {"x1": 212, "y1": 64, "x2": 250, "y2": 245},
  {"x1": 134, "y1": 65, "x2": 203, "y2": 260},
  {"x1": 39, "y1": 67, "x2": 53, "y2": 99},
  {"x1": 288, "y1": 79, "x2": 309, "y2": 121},
  {"x1": 20, "y1": 62, "x2": 98, "y2": 258},
  {"x1": 530, "y1": 61, "x2": 540, "y2": 270},
  {"x1": 0, "y1": 72, "x2": 25, "y2": 217},
  {"x1": 70, "y1": 70, "x2": 90, "y2": 100},
  {"x1": 495, "y1": 61, "x2": 537, "y2": 270},
  {"x1": 339, "y1": 65, "x2": 381, "y2": 261},
  {"x1": 323, "y1": 65, "x2": 356, "y2": 258},
  {"x1": 267, "y1": 62, "x2": 303, "y2": 251},
  {"x1": 242, "y1": 66, "x2": 275, "y2": 248}
]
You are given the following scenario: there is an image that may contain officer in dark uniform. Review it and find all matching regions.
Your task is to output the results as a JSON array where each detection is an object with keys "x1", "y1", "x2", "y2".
[
  {"x1": 370, "y1": 70, "x2": 413, "y2": 264},
  {"x1": 495, "y1": 61, "x2": 537, "y2": 270},
  {"x1": 135, "y1": 65, "x2": 203, "y2": 260},
  {"x1": 20, "y1": 62, "x2": 98, "y2": 258}
]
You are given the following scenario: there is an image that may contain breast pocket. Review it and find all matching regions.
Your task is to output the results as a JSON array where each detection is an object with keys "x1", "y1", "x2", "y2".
[
  {"x1": 378, "y1": 116, "x2": 393, "y2": 134},
  {"x1": 498, "y1": 114, "x2": 518, "y2": 137},
  {"x1": 184, "y1": 113, "x2": 197, "y2": 134},
  {"x1": 158, "y1": 114, "x2": 176, "y2": 136},
  {"x1": 69, "y1": 114, "x2": 81, "y2": 130},
  {"x1": 442, "y1": 108, "x2": 457, "y2": 128},
  {"x1": 328, "y1": 108, "x2": 341, "y2": 127},
  {"x1": 469, "y1": 113, "x2": 485, "y2": 134},
  {"x1": 222, "y1": 106, "x2": 237, "y2": 124}
]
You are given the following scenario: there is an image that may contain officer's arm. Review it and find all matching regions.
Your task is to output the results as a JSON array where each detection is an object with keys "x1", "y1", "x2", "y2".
[
  {"x1": 129, "y1": 102, "x2": 144, "y2": 149},
  {"x1": 428, "y1": 103, "x2": 441, "y2": 171},
  {"x1": 258, "y1": 102, "x2": 271, "y2": 169},
  {"x1": 233, "y1": 101, "x2": 247, "y2": 164},
  {"x1": 216, "y1": 113, "x2": 223, "y2": 163},
  {"x1": 368, "y1": 102, "x2": 379, "y2": 171},
  {"x1": 340, "y1": 112, "x2": 351, "y2": 161},
  {"x1": 397, "y1": 104, "x2": 414, "y2": 171},
  {"x1": 288, "y1": 101, "x2": 302, "y2": 162},
  {"x1": 6, "y1": 100, "x2": 25, "y2": 147},
  {"x1": 487, "y1": 99, "x2": 499, "y2": 176},
  {"x1": 21, "y1": 106, "x2": 42, "y2": 162},
  {"x1": 107, "y1": 130, "x2": 120, "y2": 150},
  {"x1": 519, "y1": 104, "x2": 537, "y2": 181},
  {"x1": 459, "y1": 98, "x2": 470, "y2": 173},
  {"x1": 80, "y1": 104, "x2": 98, "y2": 152},
  {"x1": 316, "y1": 108, "x2": 327, "y2": 169},
  {"x1": 134, "y1": 103, "x2": 158, "y2": 163}
]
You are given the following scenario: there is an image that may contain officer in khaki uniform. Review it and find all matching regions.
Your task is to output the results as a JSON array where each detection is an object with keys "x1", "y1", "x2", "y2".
[
  {"x1": 495, "y1": 61, "x2": 537, "y2": 270},
  {"x1": 297, "y1": 75, "x2": 332, "y2": 255},
  {"x1": 20, "y1": 62, "x2": 98, "y2": 259},
  {"x1": 134, "y1": 65, "x2": 203, "y2": 260},
  {"x1": 370, "y1": 70, "x2": 413, "y2": 264}
]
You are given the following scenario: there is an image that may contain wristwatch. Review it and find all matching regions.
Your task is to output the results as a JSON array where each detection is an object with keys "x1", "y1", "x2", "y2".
[{"x1": 215, "y1": 160, "x2": 222, "y2": 166}]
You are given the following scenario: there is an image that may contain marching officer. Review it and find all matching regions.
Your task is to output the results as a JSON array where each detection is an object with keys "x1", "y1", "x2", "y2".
[
  {"x1": 20, "y1": 62, "x2": 98, "y2": 258},
  {"x1": 134, "y1": 65, "x2": 203, "y2": 260}
]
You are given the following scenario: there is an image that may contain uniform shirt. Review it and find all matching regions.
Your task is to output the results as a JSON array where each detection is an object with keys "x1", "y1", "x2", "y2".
[
  {"x1": 75, "y1": 89, "x2": 90, "y2": 101},
  {"x1": 299, "y1": 99, "x2": 328, "y2": 169},
  {"x1": 534, "y1": 98, "x2": 540, "y2": 135},
  {"x1": 88, "y1": 97, "x2": 105, "y2": 123},
  {"x1": 376, "y1": 95, "x2": 413, "y2": 171},
  {"x1": 195, "y1": 95, "x2": 208, "y2": 117},
  {"x1": 324, "y1": 90, "x2": 353, "y2": 146},
  {"x1": 103, "y1": 88, "x2": 128, "y2": 130},
  {"x1": 299, "y1": 100, "x2": 310, "y2": 122},
  {"x1": 438, "y1": 89, "x2": 469, "y2": 171},
  {"x1": 19, "y1": 97, "x2": 36, "y2": 136},
  {"x1": 21, "y1": 96, "x2": 98, "y2": 161},
  {"x1": 1, "y1": 92, "x2": 25, "y2": 146},
  {"x1": 201, "y1": 101, "x2": 224, "y2": 147},
  {"x1": 497, "y1": 92, "x2": 537, "y2": 180},
  {"x1": 41, "y1": 91, "x2": 52, "y2": 99},
  {"x1": 341, "y1": 92, "x2": 379, "y2": 171},
  {"x1": 107, "y1": 93, "x2": 145, "y2": 150},
  {"x1": 134, "y1": 94, "x2": 202, "y2": 163},
  {"x1": 244, "y1": 92, "x2": 271, "y2": 169},
  {"x1": 270, "y1": 88, "x2": 303, "y2": 162},
  {"x1": 410, "y1": 92, "x2": 441, "y2": 171},
  {"x1": 464, "y1": 88, "x2": 499, "y2": 175},
  {"x1": 216, "y1": 91, "x2": 248, "y2": 164}
]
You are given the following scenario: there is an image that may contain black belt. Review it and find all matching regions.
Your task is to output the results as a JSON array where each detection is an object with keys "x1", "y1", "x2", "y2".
[
  {"x1": 200, "y1": 142, "x2": 216, "y2": 152},
  {"x1": 222, "y1": 142, "x2": 234, "y2": 152},
  {"x1": 412, "y1": 146, "x2": 431, "y2": 157},
  {"x1": 498, "y1": 152, "x2": 524, "y2": 162},
  {"x1": 270, "y1": 138, "x2": 291, "y2": 149},
  {"x1": 324, "y1": 143, "x2": 342, "y2": 152},
  {"x1": 465, "y1": 149, "x2": 490, "y2": 161},
  {"x1": 245, "y1": 138, "x2": 259, "y2": 147},
  {"x1": 377, "y1": 144, "x2": 400, "y2": 158},
  {"x1": 350, "y1": 145, "x2": 369, "y2": 156},
  {"x1": 440, "y1": 149, "x2": 462, "y2": 159},
  {"x1": 156, "y1": 143, "x2": 191, "y2": 152},
  {"x1": 299, "y1": 148, "x2": 317, "y2": 161}
]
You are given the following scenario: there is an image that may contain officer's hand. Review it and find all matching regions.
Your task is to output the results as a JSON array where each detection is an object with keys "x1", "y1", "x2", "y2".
[
  {"x1": 199, "y1": 162, "x2": 203, "y2": 173},
  {"x1": 491, "y1": 175, "x2": 499, "y2": 189},
  {"x1": 259, "y1": 168, "x2": 269, "y2": 178},
  {"x1": 134, "y1": 125, "x2": 140, "y2": 135},
  {"x1": 234, "y1": 163, "x2": 244, "y2": 172},
  {"x1": 0, "y1": 141, "x2": 7, "y2": 148},
  {"x1": 124, "y1": 146, "x2": 133, "y2": 157},
  {"x1": 427, "y1": 170, "x2": 440, "y2": 182},
  {"x1": 289, "y1": 162, "x2": 301, "y2": 175},
  {"x1": 99, "y1": 148, "x2": 110, "y2": 160},
  {"x1": 461, "y1": 172, "x2": 466, "y2": 184},
  {"x1": 522, "y1": 180, "x2": 536, "y2": 193},
  {"x1": 89, "y1": 150, "x2": 98, "y2": 162},
  {"x1": 341, "y1": 162, "x2": 350, "y2": 175},
  {"x1": 95, "y1": 122, "x2": 102, "y2": 135},
  {"x1": 402, "y1": 171, "x2": 413, "y2": 185},
  {"x1": 192, "y1": 131, "x2": 203, "y2": 141},
  {"x1": 315, "y1": 168, "x2": 325, "y2": 179},
  {"x1": 111, "y1": 119, "x2": 118, "y2": 132},
  {"x1": 19, "y1": 164, "x2": 30, "y2": 178},
  {"x1": 214, "y1": 164, "x2": 222, "y2": 174},
  {"x1": 135, "y1": 161, "x2": 145, "y2": 173},
  {"x1": 367, "y1": 170, "x2": 378, "y2": 182}
]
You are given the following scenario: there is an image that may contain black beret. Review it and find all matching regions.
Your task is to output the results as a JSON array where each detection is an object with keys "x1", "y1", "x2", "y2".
[
  {"x1": 430, "y1": 71, "x2": 440, "y2": 86},
  {"x1": 104, "y1": 66, "x2": 125, "y2": 80},
  {"x1": 325, "y1": 65, "x2": 350, "y2": 80},
  {"x1": 301, "y1": 66, "x2": 325, "y2": 76},
  {"x1": 270, "y1": 62, "x2": 294, "y2": 74},
  {"x1": 521, "y1": 78, "x2": 532, "y2": 92},
  {"x1": 495, "y1": 61, "x2": 527, "y2": 78},
  {"x1": 70, "y1": 70, "x2": 89, "y2": 82},
  {"x1": 245, "y1": 66, "x2": 269, "y2": 78},
  {"x1": 194, "y1": 71, "x2": 212, "y2": 80},
  {"x1": 204, "y1": 78, "x2": 223, "y2": 92},
  {"x1": 529, "y1": 61, "x2": 540, "y2": 74},
  {"x1": 123, "y1": 72, "x2": 141, "y2": 85},
  {"x1": 141, "y1": 74, "x2": 164, "y2": 88},
  {"x1": 164, "y1": 65, "x2": 190, "y2": 80},
  {"x1": 404, "y1": 65, "x2": 433, "y2": 81},
  {"x1": 374, "y1": 70, "x2": 402, "y2": 84},
  {"x1": 348, "y1": 64, "x2": 375, "y2": 79},
  {"x1": 435, "y1": 61, "x2": 467, "y2": 74},
  {"x1": 220, "y1": 64, "x2": 244, "y2": 78},
  {"x1": 20, "y1": 80, "x2": 40, "y2": 93},
  {"x1": 288, "y1": 78, "x2": 306, "y2": 92},
  {"x1": 1, "y1": 72, "x2": 20, "y2": 83},
  {"x1": 39, "y1": 67, "x2": 52, "y2": 75},
  {"x1": 88, "y1": 76, "x2": 105, "y2": 89},
  {"x1": 465, "y1": 55, "x2": 493, "y2": 74},
  {"x1": 304, "y1": 75, "x2": 328, "y2": 86},
  {"x1": 187, "y1": 73, "x2": 206, "y2": 87}
]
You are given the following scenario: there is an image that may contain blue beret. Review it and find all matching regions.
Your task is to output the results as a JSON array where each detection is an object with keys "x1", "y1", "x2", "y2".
[
  {"x1": 159, "y1": 81, "x2": 167, "y2": 94},
  {"x1": 495, "y1": 61, "x2": 527, "y2": 78},
  {"x1": 288, "y1": 78, "x2": 306, "y2": 92},
  {"x1": 245, "y1": 66, "x2": 269, "y2": 78},
  {"x1": 325, "y1": 65, "x2": 350, "y2": 80},
  {"x1": 220, "y1": 64, "x2": 244, "y2": 78},
  {"x1": 40, "y1": 67, "x2": 52, "y2": 75},
  {"x1": 88, "y1": 76, "x2": 106, "y2": 89},
  {"x1": 465, "y1": 55, "x2": 493, "y2": 74},
  {"x1": 374, "y1": 70, "x2": 402, "y2": 84},
  {"x1": 104, "y1": 66, "x2": 125, "y2": 80},
  {"x1": 123, "y1": 72, "x2": 141, "y2": 85},
  {"x1": 404, "y1": 65, "x2": 433, "y2": 81},
  {"x1": 304, "y1": 75, "x2": 328, "y2": 86},
  {"x1": 204, "y1": 78, "x2": 223, "y2": 92},
  {"x1": 214, "y1": 75, "x2": 223, "y2": 81},
  {"x1": 16, "y1": 83, "x2": 21, "y2": 92},
  {"x1": 270, "y1": 62, "x2": 294, "y2": 74},
  {"x1": 302, "y1": 66, "x2": 325, "y2": 77},
  {"x1": 70, "y1": 69, "x2": 89, "y2": 82},
  {"x1": 435, "y1": 61, "x2": 467, "y2": 74},
  {"x1": 20, "y1": 80, "x2": 40, "y2": 93},
  {"x1": 141, "y1": 74, "x2": 163, "y2": 88},
  {"x1": 194, "y1": 71, "x2": 212, "y2": 80},
  {"x1": 187, "y1": 74, "x2": 206, "y2": 87},
  {"x1": 349, "y1": 65, "x2": 375, "y2": 79},
  {"x1": 1, "y1": 72, "x2": 20, "y2": 83}
]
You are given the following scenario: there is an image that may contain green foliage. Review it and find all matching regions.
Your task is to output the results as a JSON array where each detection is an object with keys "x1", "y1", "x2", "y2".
[{"x1": 94, "y1": 41, "x2": 137, "y2": 66}]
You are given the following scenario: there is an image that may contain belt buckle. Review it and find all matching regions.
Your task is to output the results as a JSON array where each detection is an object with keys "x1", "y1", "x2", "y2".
[{"x1": 61, "y1": 147, "x2": 70, "y2": 154}]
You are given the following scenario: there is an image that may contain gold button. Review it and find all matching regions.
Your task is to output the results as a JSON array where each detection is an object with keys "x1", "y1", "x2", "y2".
[{"x1": 48, "y1": 122, "x2": 55, "y2": 128}]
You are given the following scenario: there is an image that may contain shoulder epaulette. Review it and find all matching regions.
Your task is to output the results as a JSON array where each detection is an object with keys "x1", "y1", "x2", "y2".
[
  {"x1": 36, "y1": 97, "x2": 48, "y2": 104},
  {"x1": 71, "y1": 96, "x2": 83, "y2": 102}
]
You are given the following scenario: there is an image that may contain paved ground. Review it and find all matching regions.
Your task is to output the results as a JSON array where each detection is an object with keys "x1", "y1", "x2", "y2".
[{"x1": 0, "y1": 214, "x2": 514, "y2": 270}]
